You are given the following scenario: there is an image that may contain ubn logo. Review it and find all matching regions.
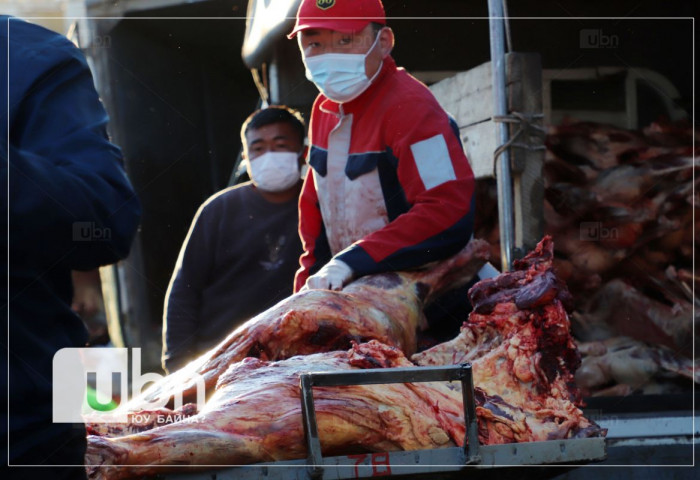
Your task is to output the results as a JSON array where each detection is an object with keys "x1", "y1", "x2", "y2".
[
  {"x1": 73, "y1": 221, "x2": 111, "y2": 241},
  {"x1": 93, "y1": 35, "x2": 112, "y2": 48},
  {"x1": 580, "y1": 29, "x2": 619, "y2": 49},
  {"x1": 53, "y1": 348, "x2": 205, "y2": 423},
  {"x1": 580, "y1": 222, "x2": 618, "y2": 241}
]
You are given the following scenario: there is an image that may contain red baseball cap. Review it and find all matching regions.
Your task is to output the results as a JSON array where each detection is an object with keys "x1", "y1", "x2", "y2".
[{"x1": 288, "y1": 0, "x2": 386, "y2": 39}]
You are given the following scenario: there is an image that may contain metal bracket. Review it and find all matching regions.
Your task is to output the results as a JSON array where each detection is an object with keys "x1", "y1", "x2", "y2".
[{"x1": 299, "y1": 363, "x2": 481, "y2": 479}]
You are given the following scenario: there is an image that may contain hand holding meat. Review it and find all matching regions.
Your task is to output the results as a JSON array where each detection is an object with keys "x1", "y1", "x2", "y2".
[{"x1": 303, "y1": 258, "x2": 354, "y2": 291}]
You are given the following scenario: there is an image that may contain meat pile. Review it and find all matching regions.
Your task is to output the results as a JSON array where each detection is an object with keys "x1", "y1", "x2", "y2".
[
  {"x1": 413, "y1": 236, "x2": 600, "y2": 444},
  {"x1": 576, "y1": 336, "x2": 699, "y2": 397},
  {"x1": 475, "y1": 119, "x2": 698, "y2": 396},
  {"x1": 86, "y1": 238, "x2": 603, "y2": 479}
]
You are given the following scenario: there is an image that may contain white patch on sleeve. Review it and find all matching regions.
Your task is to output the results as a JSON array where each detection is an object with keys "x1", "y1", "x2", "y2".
[{"x1": 410, "y1": 134, "x2": 457, "y2": 190}]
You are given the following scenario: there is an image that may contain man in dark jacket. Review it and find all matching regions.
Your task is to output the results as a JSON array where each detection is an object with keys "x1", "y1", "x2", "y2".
[
  {"x1": 162, "y1": 106, "x2": 305, "y2": 373},
  {"x1": 1, "y1": 16, "x2": 141, "y2": 479}
]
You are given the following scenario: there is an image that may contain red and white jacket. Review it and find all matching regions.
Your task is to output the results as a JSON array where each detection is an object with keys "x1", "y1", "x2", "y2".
[{"x1": 294, "y1": 56, "x2": 475, "y2": 292}]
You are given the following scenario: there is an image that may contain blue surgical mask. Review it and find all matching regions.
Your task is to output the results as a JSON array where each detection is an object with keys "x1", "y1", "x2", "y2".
[{"x1": 303, "y1": 32, "x2": 383, "y2": 103}]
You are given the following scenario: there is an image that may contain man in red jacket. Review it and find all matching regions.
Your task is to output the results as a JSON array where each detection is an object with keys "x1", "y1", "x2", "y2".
[{"x1": 289, "y1": 0, "x2": 476, "y2": 301}]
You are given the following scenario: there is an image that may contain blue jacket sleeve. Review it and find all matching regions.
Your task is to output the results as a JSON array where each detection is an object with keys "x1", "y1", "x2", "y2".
[{"x1": 3, "y1": 18, "x2": 141, "y2": 271}]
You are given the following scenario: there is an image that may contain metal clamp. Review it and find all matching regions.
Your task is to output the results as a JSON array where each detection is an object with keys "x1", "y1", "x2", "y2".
[{"x1": 299, "y1": 363, "x2": 481, "y2": 479}]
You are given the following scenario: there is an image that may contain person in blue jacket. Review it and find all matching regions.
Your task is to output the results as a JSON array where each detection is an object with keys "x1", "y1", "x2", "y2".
[{"x1": 1, "y1": 16, "x2": 141, "y2": 479}]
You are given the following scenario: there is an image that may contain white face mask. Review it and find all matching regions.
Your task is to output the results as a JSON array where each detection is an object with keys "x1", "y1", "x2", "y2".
[
  {"x1": 247, "y1": 151, "x2": 301, "y2": 192},
  {"x1": 303, "y1": 32, "x2": 383, "y2": 103}
]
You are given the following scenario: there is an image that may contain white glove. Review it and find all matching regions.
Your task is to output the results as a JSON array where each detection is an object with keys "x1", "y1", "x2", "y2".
[{"x1": 302, "y1": 259, "x2": 353, "y2": 291}]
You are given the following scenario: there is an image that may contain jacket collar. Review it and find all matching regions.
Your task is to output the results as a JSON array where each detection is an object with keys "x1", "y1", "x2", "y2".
[{"x1": 318, "y1": 56, "x2": 397, "y2": 116}]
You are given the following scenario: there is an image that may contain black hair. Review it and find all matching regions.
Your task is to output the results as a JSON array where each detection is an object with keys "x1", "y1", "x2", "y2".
[
  {"x1": 240, "y1": 106, "x2": 306, "y2": 147},
  {"x1": 370, "y1": 22, "x2": 385, "y2": 36}
]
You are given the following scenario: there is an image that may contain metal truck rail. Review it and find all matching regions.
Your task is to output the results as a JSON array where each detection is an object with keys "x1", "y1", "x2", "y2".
[{"x1": 164, "y1": 364, "x2": 607, "y2": 480}]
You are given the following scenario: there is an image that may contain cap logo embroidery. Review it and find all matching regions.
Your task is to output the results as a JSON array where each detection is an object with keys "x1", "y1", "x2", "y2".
[{"x1": 316, "y1": 0, "x2": 335, "y2": 10}]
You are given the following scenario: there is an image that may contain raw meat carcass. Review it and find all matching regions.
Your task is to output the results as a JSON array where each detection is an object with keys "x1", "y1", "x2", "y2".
[
  {"x1": 542, "y1": 120, "x2": 697, "y2": 298},
  {"x1": 86, "y1": 237, "x2": 603, "y2": 479},
  {"x1": 543, "y1": 120, "x2": 698, "y2": 397},
  {"x1": 571, "y1": 278, "x2": 696, "y2": 357},
  {"x1": 544, "y1": 120, "x2": 694, "y2": 171},
  {"x1": 413, "y1": 237, "x2": 597, "y2": 442},
  {"x1": 87, "y1": 340, "x2": 602, "y2": 480},
  {"x1": 576, "y1": 336, "x2": 699, "y2": 397},
  {"x1": 481, "y1": 119, "x2": 697, "y2": 398},
  {"x1": 87, "y1": 342, "x2": 462, "y2": 479},
  {"x1": 126, "y1": 239, "x2": 489, "y2": 411},
  {"x1": 466, "y1": 119, "x2": 697, "y2": 398}
]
